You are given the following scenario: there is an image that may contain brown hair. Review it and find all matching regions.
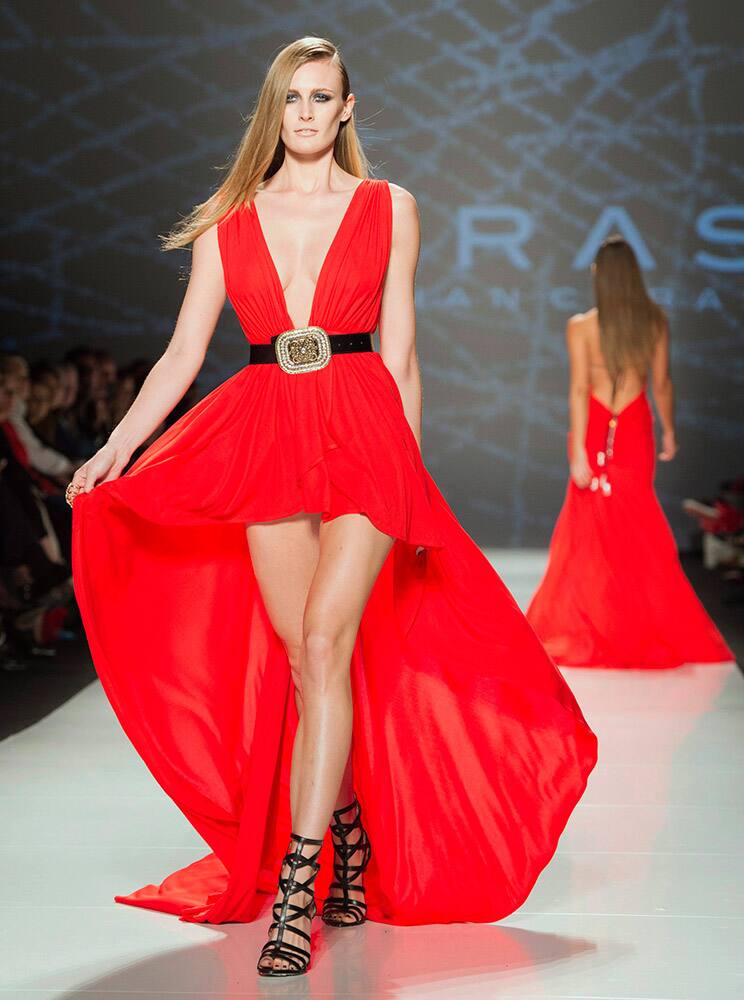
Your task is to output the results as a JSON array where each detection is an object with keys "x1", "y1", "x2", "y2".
[
  {"x1": 160, "y1": 37, "x2": 370, "y2": 251},
  {"x1": 593, "y1": 235, "x2": 666, "y2": 383}
]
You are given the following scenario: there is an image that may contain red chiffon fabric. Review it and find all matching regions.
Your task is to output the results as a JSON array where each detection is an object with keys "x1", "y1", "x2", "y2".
[
  {"x1": 72, "y1": 177, "x2": 598, "y2": 926},
  {"x1": 527, "y1": 392, "x2": 733, "y2": 670}
]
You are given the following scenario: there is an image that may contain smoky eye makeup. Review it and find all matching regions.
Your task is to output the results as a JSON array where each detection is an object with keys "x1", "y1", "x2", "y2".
[{"x1": 286, "y1": 90, "x2": 334, "y2": 102}]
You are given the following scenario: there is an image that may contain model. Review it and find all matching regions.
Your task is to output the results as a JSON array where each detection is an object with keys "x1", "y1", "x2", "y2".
[
  {"x1": 527, "y1": 236, "x2": 733, "y2": 670},
  {"x1": 67, "y1": 37, "x2": 598, "y2": 977}
]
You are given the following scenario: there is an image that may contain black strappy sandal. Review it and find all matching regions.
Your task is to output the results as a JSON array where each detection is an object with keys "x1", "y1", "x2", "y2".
[
  {"x1": 321, "y1": 796, "x2": 371, "y2": 927},
  {"x1": 257, "y1": 832, "x2": 324, "y2": 977}
]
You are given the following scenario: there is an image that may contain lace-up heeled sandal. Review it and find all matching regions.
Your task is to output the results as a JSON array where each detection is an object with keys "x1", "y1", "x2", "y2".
[
  {"x1": 321, "y1": 796, "x2": 371, "y2": 927},
  {"x1": 257, "y1": 832, "x2": 324, "y2": 977}
]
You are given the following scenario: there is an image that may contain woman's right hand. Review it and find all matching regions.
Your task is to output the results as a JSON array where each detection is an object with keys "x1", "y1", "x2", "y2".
[
  {"x1": 659, "y1": 429, "x2": 678, "y2": 461},
  {"x1": 570, "y1": 447, "x2": 593, "y2": 489},
  {"x1": 69, "y1": 441, "x2": 133, "y2": 497}
]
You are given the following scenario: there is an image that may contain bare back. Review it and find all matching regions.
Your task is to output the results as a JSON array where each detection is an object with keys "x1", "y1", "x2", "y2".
[
  {"x1": 566, "y1": 305, "x2": 675, "y2": 461},
  {"x1": 577, "y1": 307, "x2": 647, "y2": 412}
]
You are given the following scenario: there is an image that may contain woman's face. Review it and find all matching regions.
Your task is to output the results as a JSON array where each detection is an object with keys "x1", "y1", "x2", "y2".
[
  {"x1": 100, "y1": 357, "x2": 117, "y2": 383},
  {"x1": 59, "y1": 364, "x2": 79, "y2": 407},
  {"x1": 40, "y1": 371, "x2": 64, "y2": 408},
  {"x1": 86, "y1": 364, "x2": 108, "y2": 399},
  {"x1": 281, "y1": 59, "x2": 354, "y2": 157},
  {"x1": 4, "y1": 359, "x2": 30, "y2": 401},
  {"x1": 27, "y1": 380, "x2": 52, "y2": 423}
]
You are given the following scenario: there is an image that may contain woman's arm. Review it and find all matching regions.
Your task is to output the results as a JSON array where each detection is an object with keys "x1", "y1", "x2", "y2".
[
  {"x1": 377, "y1": 183, "x2": 422, "y2": 450},
  {"x1": 566, "y1": 314, "x2": 592, "y2": 488},
  {"x1": 77, "y1": 222, "x2": 226, "y2": 492},
  {"x1": 650, "y1": 317, "x2": 677, "y2": 461}
]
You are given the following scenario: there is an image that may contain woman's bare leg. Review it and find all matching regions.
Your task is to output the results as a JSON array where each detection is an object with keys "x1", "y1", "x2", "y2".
[
  {"x1": 249, "y1": 511, "x2": 394, "y2": 971},
  {"x1": 292, "y1": 513, "x2": 394, "y2": 837},
  {"x1": 246, "y1": 513, "x2": 318, "y2": 818},
  {"x1": 246, "y1": 513, "x2": 355, "y2": 817}
]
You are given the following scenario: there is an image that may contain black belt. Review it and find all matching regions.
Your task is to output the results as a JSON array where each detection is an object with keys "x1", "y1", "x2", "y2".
[{"x1": 249, "y1": 329, "x2": 374, "y2": 373}]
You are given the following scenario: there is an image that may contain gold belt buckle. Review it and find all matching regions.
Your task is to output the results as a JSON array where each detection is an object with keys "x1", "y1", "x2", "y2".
[{"x1": 274, "y1": 326, "x2": 332, "y2": 374}]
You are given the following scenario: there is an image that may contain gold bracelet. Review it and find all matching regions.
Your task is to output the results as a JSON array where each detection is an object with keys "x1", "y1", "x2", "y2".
[{"x1": 65, "y1": 481, "x2": 83, "y2": 508}]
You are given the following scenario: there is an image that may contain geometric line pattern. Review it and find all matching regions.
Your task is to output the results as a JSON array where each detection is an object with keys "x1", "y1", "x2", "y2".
[{"x1": 2, "y1": 1, "x2": 742, "y2": 543}]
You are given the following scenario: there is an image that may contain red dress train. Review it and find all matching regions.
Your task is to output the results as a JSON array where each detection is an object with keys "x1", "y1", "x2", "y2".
[
  {"x1": 527, "y1": 392, "x2": 733, "y2": 670},
  {"x1": 72, "y1": 178, "x2": 598, "y2": 926}
]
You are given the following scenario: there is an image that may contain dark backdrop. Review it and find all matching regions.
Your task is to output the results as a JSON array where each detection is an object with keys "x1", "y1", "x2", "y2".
[{"x1": 3, "y1": 1, "x2": 742, "y2": 545}]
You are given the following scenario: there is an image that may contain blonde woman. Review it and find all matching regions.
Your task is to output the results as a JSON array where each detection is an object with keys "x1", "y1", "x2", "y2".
[
  {"x1": 527, "y1": 236, "x2": 733, "y2": 669},
  {"x1": 68, "y1": 37, "x2": 597, "y2": 977}
]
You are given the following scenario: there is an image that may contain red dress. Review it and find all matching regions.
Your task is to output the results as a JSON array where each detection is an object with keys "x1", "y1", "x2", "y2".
[
  {"x1": 72, "y1": 177, "x2": 598, "y2": 926},
  {"x1": 527, "y1": 392, "x2": 733, "y2": 669}
]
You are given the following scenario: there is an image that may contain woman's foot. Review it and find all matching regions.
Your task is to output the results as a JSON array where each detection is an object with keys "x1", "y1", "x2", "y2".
[
  {"x1": 257, "y1": 832, "x2": 323, "y2": 977},
  {"x1": 322, "y1": 796, "x2": 371, "y2": 927}
]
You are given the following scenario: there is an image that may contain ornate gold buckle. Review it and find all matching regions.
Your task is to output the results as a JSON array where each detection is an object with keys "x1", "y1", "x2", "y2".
[{"x1": 274, "y1": 326, "x2": 332, "y2": 374}]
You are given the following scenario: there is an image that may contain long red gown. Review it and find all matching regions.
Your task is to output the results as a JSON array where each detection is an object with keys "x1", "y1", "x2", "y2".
[
  {"x1": 71, "y1": 177, "x2": 598, "y2": 926},
  {"x1": 527, "y1": 392, "x2": 734, "y2": 670}
]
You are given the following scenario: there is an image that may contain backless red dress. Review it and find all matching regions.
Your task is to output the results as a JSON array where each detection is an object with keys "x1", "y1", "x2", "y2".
[
  {"x1": 71, "y1": 177, "x2": 598, "y2": 926},
  {"x1": 527, "y1": 391, "x2": 733, "y2": 669}
]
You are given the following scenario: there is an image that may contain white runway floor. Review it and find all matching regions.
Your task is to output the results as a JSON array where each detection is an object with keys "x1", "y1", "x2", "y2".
[{"x1": 2, "y1": 550, "x2": 742, "y2": 999}]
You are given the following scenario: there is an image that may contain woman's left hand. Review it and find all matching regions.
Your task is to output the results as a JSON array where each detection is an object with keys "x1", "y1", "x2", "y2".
[
  {"x1": 659, "y1": 429, "x2": 678, "y2": 461},
  {"x1": 570, "y1": 448, "x2": 593, "y2": 489}
]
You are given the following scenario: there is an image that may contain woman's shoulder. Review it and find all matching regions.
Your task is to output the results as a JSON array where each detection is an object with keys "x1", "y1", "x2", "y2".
[
  {"x1": 383, "y1": 178, "x2": 417, "y2": 208},
  {"x1": 379, "y1": 180, "x2": 418, "y2": 235},
  {"x1": 566, "y1": 307, "x2": 598, "y2": 333}
]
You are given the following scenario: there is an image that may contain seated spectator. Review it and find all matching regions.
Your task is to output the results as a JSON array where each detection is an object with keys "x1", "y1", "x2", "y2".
[
  {"x1": 0, "y1": 360, "x2": 74, "y2": 564},
  {"x1": 0, "y1": 371, "x2": 73, "y2": 659},
  {"x1": 1, "y1": 354, "x2": 78, "y2": 483},
  {"x1": 68, "y1": 348, "x2": 114, "y2": 455},
  {"x1": 50, "y1": 360, "x2": 92, "y2": 459}
]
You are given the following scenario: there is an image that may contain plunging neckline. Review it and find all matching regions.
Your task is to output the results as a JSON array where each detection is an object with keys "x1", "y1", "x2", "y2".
[{"x1": 250, "y1": 178, "x2": 369, "y2": 331}]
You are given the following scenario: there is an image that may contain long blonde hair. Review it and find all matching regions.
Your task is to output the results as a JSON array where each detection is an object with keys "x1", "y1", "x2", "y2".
[
  {"x1": 594, "y1": 235, "x2": 666, "y2": 383},
  {"x1": 160, "y1": 37, "x2": 370, "y2": 251}
]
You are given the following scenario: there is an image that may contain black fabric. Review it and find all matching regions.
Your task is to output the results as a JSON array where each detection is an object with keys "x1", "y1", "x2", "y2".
[{"x1": 249, "y1": 331, "x2": 374, "y2": 365}]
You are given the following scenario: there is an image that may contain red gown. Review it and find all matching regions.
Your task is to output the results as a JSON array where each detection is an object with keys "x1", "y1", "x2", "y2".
[
  {"x1": 527, "y1": 392, "x2": 733, "y2": 670},
  {"x1": 71, "y1": 177, "x2": 598, "y2": 926}
]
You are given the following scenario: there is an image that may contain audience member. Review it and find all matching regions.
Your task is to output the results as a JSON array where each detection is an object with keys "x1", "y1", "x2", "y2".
[{"x1": 0, "y1": 345, "x2": 182, "y2": 669}]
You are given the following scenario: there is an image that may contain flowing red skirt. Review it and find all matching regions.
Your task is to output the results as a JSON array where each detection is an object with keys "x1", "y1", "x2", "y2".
[{"x1": 72, "y1": 354, "x2": 598, "y2": 925}]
